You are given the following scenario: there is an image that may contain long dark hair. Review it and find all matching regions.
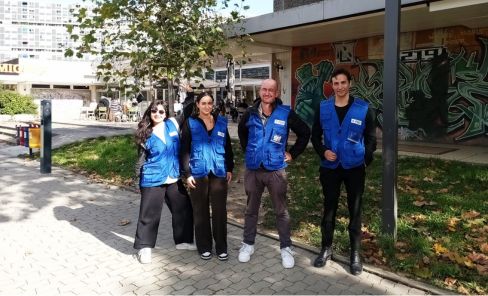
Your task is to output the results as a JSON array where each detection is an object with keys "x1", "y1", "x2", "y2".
[
  {"x1": 135, "y1": 100, "x2": 168, "y2": 146},
  {"x1": 193, "y1": 91, "x2": 219, "y2": 116}
]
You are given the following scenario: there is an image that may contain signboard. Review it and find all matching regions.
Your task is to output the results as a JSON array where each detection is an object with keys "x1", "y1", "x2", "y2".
[{"x1": 0, "y1": 59, "x2": 21, "y2": 75}]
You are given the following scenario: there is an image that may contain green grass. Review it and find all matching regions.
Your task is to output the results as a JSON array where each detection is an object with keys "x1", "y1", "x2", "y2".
[
  {"x1": 52, "y1": 135, "x2": 138, "y2": 185},
  {"x1": 52, "y1": 136, "x2": 488, "y2": 294}
]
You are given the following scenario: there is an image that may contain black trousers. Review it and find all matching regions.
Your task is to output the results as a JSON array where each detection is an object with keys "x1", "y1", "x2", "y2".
[
  {"x1": 319, "y1": 165, "x2": 365, "y2": 251},
  {"x1": 189, "y1": 174, "x2": 228, "y2": 255},
  {"x1": 134, "y1": 180, "x2": 194, "y2": 249}
]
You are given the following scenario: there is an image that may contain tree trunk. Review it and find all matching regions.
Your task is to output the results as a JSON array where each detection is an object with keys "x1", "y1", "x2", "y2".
[{"x1": 167, "y1": 79, "x2": 176, "y2": 117}]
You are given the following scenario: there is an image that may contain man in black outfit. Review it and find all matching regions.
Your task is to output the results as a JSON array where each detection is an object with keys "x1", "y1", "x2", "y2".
[{"x1": 310, "y1": 68, "x2": 376, "y2": 275}]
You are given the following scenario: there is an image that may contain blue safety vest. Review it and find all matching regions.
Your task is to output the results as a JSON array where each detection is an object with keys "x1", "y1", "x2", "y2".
[
  {"x1": 188, "y1": 115, "x2": 228, "y2": 178},
  {"x1": 140, "y1": 119, "x2": 180, "y2": 187},
  {"x1": 320, "y1": 97, "x2": 368, "y2": 169},
  {"x1": 245, "y1": 105, "x2": 290, "y2": 170}
]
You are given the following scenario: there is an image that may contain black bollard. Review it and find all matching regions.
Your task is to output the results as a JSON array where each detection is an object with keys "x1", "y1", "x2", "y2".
[{"x1": 40, "y1": 100, "x2": 52, "y2": 174}]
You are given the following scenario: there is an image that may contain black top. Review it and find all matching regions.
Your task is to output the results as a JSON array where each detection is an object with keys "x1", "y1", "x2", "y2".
[
  {"x1": 179, "y1": 114, "x2": 234, "y2": 178},
  {"x1": 237, "y1": 98, "x2": 311, "y2": 160},
  {"x1": 311, "y1": 96, "x2": 377, "y2": 166}
]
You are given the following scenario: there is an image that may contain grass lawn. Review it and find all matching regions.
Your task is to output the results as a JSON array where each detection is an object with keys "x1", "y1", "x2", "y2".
[{"x1": 52, "y1": 135, "x2": 488, "y2": 294}]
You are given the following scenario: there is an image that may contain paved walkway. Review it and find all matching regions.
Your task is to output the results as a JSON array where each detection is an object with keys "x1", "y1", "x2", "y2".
[
  {"x1": 0, "y1": 118, "x2": 474, "y2": 295},
  {"x1": 0, "y1": 156, "x2": 430, "y2": 295}
]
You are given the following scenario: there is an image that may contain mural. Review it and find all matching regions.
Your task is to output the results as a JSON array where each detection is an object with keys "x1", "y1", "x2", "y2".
[{"x1": 293, "y1": 30, "x2": 488, "y2": 145}]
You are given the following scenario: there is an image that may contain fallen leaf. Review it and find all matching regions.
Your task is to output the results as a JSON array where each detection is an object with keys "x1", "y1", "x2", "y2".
[
  {"x1": 468, "y1": 252, "x2": 488, "y2": 265},
  {"x1": 447, "y1": 217, "x2": 460, "y2": 232},
  {"x1": 444, "y1": 277, "x2": 457, "y2": 287},
  {"x1": 480, "y1": 243, "x2": 488, "y2": 254},
  {"x1": 433, "y1": 243, "x2": 448, "y2": 255},
  {"x1": 422, "y1": 256, "x2": 430, "y2": 265},
  {"x1": 476, "y1": 264, "x2": 488, "y2": 276},
  {"x1": 423, "y1": 176, "x2": 434, "y2": 182},
  {"x1": 437, "y1": 188, "x2": 449, "y2": 193},
  {"x1": 413, "y1": 199, "x2": 437, "y2": 207},
  {"x1": 395, "y1": 253, "x2": 410, "y2": 260},
  {"x1": 395, "y1": 241, "x2": 408, "y2": 249},
  {"x1": 457, "y1": 285, "x2": 470, "y2": 295},
  {"x1": 118, "y1": 219, "x2": 131, "y2": 226},
  {"x1": 462, "y1": 210, "x2": 480, "y2": 219}
]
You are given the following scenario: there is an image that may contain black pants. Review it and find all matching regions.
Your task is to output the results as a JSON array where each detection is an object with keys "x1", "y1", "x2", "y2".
[
  {"x1": 319, "y1": 165, "x2": 365, "y2": 251},
  {"x1": 134, "y1": 180, "x2": 194, "y2": 249},
  {"x1": 189, "y1": 174, "x2": 228, "y2": 255}
]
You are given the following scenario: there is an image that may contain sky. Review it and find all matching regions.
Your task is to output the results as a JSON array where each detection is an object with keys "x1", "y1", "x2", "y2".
[{"x1": 34, "y1": 0, "x2": 274, "y2": 18}]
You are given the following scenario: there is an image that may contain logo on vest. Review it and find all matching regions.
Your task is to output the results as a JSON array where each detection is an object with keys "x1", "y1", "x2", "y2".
[
  {"x1": 217, "y1": 131, "x2": 225, "y2": 137},
  {"x1": 271, "y1": 134, "x2": 282, "y2": 144},
  {"x1": 169, "y1": 131, "x2": 178, "y2": 137},
  {"x1": 351, "y1": 119, "x2": 362, "y2": 125}
]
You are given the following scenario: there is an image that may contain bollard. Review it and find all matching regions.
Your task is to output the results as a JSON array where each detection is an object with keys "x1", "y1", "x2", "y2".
[
  {"x1": 15, "y1": 125, "x2": 20, "y2": 145},
  {"x1": 40, "y1": 100, "x2": 52, "y2": 174}
]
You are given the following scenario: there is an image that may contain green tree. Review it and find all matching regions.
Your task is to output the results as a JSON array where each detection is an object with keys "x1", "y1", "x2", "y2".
[
  {"x1": 0, "y1": 89, "x2": 37, "y2": 115},
  {"x1": 65, "y1": 0, "x2": 249, "y2": 114}
]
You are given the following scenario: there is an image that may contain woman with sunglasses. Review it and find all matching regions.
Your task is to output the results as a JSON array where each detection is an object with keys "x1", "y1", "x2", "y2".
[
  {"x1": 180, "y1": 92, "x2": 234, "y2": 261},
  {"x1": 133, "y1": 100, "x2": 195, "y2": 264}
]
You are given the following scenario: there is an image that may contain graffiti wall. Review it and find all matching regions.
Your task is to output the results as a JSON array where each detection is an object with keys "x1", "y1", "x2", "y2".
[{"x1": 293, "y1": 26, "x2": 488, "y2": 145}]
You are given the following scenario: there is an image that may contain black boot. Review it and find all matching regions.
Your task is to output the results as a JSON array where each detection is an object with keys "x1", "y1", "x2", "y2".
[
  {"x1": 350, "y1": 250, "x2": 363, "y2": 275},
  {"x1": 313, "y1": 246, "x2": 333, "y2": 268}
]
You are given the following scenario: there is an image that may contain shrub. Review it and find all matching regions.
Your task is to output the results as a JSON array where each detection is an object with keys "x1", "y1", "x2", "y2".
[{"x1": 0, "y1": 89, "x2": 38, "y2": 115}]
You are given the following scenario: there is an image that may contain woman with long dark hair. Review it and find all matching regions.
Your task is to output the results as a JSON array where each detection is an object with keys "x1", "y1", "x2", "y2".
[
  {"x1": 133, "y1": 100, "x2": 195, "y2": 264},
  {"x1": 180, "y1": 92, "x2": 234, "y2": 261}
]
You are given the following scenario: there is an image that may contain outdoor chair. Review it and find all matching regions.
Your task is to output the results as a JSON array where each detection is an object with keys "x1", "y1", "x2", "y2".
[
  {"x1": 86, "y1": 102, "x2": 97, "y2": 120},
  {"x1": 98, "y1": 107, "x2": 108, "y2": 121}
]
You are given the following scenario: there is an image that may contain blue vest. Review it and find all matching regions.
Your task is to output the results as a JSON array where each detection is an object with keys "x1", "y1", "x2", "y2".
[
  {"x1": 188, "y1": 115, "x2": 228, "y2": 178},
  {"x1": 140, "y1": 119, "x2": 180, "y2": 187},
  {"x1": 320, "y1": 97, "x2": 368, "y2": 169},
  {"x1": 245, "y1": 105, "x2": 290, "y2": 170}
]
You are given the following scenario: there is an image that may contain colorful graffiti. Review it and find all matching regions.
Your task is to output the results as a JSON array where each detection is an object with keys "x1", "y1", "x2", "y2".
[{"x1": 294, "y1": 36, "x2": 488, "y2": 143}]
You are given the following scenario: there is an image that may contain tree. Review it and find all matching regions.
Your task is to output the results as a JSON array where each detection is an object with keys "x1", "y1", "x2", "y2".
[{"x1": 65, "y1": 0, "x2": 249, "y2": 114}]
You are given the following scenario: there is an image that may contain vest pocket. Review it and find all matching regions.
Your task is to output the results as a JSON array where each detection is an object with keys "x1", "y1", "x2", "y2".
[
  {"x1": 342, "y1": 141, "x2": 365, "y2": 166},
  {"x1": 269, "y1": 127, "x2": 286, "y2": 145}
]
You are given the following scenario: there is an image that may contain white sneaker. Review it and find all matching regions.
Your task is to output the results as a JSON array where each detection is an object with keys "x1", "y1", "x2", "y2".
[
  {"x1": 281, "y1": 247, "x2": 295, "y2": 268},
  {"x1": 175, "y1": 243, "x2": 197, "y2": 250},
  {"x1": 238, "y1": 243, "x2": 255, "y2": 263},
  {"x1": 137, "y1": 247, "x2": 151, "y2": 264}
]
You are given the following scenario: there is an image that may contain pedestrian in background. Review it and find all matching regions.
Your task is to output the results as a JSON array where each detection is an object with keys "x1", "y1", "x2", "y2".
[
  {"x1": 237, "y1": 79, "x2": 310, "y2": 268},
  {"x1": 133, "y1": 100, "x2": 195, "y2": 264},
  {"x1": 310, "y1": 68, "x2": 377, "y2": 275},
  {"x1": 180, "y1": 92, "x2": 234, "y2": 261}
]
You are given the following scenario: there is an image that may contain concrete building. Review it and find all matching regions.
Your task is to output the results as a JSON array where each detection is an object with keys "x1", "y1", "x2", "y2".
[
  {"x1": 234, "y1": 0, "x2": 488, "y2": 146},
  {"x1": 0, "y1": 0, "x2": 93, "y2": 61}
]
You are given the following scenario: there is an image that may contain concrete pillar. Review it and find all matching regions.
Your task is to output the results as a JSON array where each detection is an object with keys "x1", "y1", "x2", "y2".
[{"x1": 89, "y1": 85, "x2": 97, "y2": 102}]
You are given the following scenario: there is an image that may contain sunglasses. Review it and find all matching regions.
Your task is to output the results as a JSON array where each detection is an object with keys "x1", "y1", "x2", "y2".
[{"x1": 151, "y1": 109, "x2": 165, "y2": 115}]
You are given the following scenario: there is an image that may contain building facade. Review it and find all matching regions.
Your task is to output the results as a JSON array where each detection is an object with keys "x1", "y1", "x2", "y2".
[
  {"x1": 238, "y1": 0, "x2": 488, "y2": 146},
  {"x1": 0, "y1": 0, "x2": 92, "y2": 62}
]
